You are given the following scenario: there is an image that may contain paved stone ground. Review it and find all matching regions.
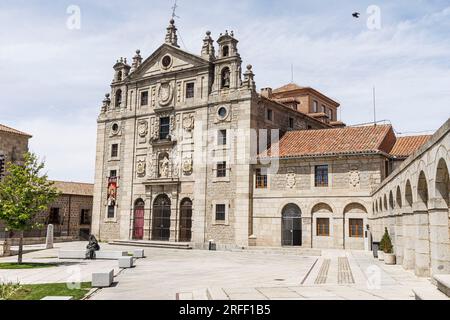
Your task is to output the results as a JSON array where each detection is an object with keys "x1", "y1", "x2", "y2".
[{"x1": 0, "y1": 242, "x2": 438, "y2": 300}]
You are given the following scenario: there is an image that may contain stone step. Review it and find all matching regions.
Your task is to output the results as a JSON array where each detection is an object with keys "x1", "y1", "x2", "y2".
[
  {"x1": 232, "y1": 247, "x2": 321, "y2": 256},
  {"x1": 176, "y1": 289, "x2": 210, "y2": 300},
  {"x1": 412, "y1": 287, "x2": 450, "y2": 300},
  {"x1": 434, "y1": 274, "x2": 450, "y2": 298},
  {"x1": 109, "y1": 240, "x2": 192, "y2": 250},
  {"x1": 206, "y1": 288, "x2": 229, "y2": 300}
]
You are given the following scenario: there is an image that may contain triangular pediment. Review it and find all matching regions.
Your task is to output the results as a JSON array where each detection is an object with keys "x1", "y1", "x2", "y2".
[{"x1": 129, "y1": 44, "x2": 210, "y2": 80}]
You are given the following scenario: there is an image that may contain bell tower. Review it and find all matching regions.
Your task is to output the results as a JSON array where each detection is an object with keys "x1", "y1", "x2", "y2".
[{"x1": 212, "y1": 30, "x2": 242, "y2": 93}]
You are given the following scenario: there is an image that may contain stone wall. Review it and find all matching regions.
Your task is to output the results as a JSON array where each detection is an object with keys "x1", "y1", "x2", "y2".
[{"x1": 370, "y1": 118, "x2": 450, "y2": 277}]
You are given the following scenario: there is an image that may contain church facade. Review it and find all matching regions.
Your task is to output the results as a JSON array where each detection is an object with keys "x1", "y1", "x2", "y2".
[{"x1": 92, "y1": 20, "x2": 449, "y2": 274}]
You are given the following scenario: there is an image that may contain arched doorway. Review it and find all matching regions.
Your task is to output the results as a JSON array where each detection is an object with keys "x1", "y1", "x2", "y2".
[
  {"x1": 179, "y1": 198, "x2": 192, "y2": 242},
  {"x1": 133, "y1": 199, "x2": 145, "y2": 240},
  {"x1": 281, "y1": 204, "x2": 302, "y2": 246},
  {"x1": 152, "y1": 194, "x2": 171, "y2": 241}
]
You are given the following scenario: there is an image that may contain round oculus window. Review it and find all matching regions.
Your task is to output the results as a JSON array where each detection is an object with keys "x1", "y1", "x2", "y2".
[
  {"x1": 162, "y1": 55, "x2": 172, "y2": 68},
  {"x1": 218, "y1": 107, "x2": 228, "y2": 119},
  {"x1": 112, "y1": 123, "x2": 119, "y2": 133}
]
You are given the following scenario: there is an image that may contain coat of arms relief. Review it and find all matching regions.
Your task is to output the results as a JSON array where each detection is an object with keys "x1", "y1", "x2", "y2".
[
  {"x1": 286, "y1": 168, "x2": 296, "y2": 189},
  {"x1": 349, "y1": 168, "x2": 360, "y2": 187}
]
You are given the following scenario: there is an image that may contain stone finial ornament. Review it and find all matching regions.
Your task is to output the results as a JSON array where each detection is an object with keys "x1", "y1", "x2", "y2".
[
  {"x1": 201, "y1": 31, "x2": 215, "y2": 61},
  {"x1": 165, "y1": 19, "x2": 179, "y2": 48},
  {"x1": 131, "y1": 49, "x2": 143, "y2": 72},
  {"x1": 243, "y1": 64, "x2": 256, "y2": 91},
  {"x1": 101, "y1": 93, "x2": 111, "y2": 112}
]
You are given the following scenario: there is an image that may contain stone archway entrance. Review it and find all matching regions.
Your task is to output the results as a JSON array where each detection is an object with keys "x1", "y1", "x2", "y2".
[
  {"x1": 133, "y1": 199, "x2": 145, "y2": 240},
  {"x1": 152, "y1": 194, "x2": 171, "y2": 241},
  {"x1": 282, "y1": 204, "x2": 302, "y2": 246}
]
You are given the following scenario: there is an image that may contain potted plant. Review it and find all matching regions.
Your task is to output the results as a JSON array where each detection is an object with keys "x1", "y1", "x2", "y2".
[{"x1": 382, "y1": 228, "x2": 396, "y2": 265}]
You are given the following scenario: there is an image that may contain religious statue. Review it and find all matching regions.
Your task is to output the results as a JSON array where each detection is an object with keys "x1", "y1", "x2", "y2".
[
  {"x1": 86, "y1": 235, "x2": 100, "y2": 260},
  {"x1": 159, "y1": 156, "x2": 170, "y2": 178},
  {"x1": 222, "y1": 68, "x2": 231, "y2": 88}
]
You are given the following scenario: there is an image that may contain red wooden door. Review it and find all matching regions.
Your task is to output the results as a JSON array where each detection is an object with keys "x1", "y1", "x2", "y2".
[{"x1": 133, "y1": 204, "x2": 145, "y2": 240}]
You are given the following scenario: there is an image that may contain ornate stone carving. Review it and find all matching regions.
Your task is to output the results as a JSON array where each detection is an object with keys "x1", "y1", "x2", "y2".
[
  {"x1": 158, "y1": 82, "x2": 173, "y2": 106},
  {"x1": 150, "y1": 117, "x2": 159, "y2": 141},
  {"x1": 159, "y1": 155, "x2": 170, "y2": 178},
  {"x1": 137, "y1": 159, "x2": 146, "y2": 177},
  {"x1": 182, "y1": 156, "x2": 193, "y2": 175},
  {"x1": 183, "y1": 114, "x2": 195, "y2": 131},
  {"x1": 349, "y1": 169, "x2": 360, "y2": 187},
  {"x1": 137, "y1": 120, "x2": 148, "y2": 138},
  {"x1": 286, "y1": 169, "x2": 296, "y2": 189}
]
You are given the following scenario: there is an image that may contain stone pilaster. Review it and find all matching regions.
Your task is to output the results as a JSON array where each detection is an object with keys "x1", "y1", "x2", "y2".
[
  {"x1": 428, "y1": 198, "x2": 450, "y2": 275},
  {"x1": 413, "y1": 201, "x2": 431, "y2": 277}
]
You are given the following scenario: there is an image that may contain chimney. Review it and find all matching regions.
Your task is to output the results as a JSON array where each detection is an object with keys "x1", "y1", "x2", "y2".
[{"x1": 261, "y1": 87, "x2": 273, "y2": 99}]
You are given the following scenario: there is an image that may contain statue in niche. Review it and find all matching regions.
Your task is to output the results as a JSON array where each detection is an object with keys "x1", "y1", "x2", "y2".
[
  {"x1": 221, "y1": 67, "x2": 231, "y2": 88},
  {"x1": 159, "y1": 155, "x2": 170, "y2": 178}
]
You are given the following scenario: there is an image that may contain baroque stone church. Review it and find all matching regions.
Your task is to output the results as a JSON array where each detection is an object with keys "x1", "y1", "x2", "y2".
[{"x1": 92, "y1": 19, "x2": 449, "y2": 275}]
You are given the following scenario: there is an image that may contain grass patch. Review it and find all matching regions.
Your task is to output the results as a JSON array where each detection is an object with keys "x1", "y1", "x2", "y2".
[
  {"x1": 7, "y1": 282, "x2": 91, "y2": 300},
  {"x1": 0, "y1": 263, "x2": 58, "y2": 270}
]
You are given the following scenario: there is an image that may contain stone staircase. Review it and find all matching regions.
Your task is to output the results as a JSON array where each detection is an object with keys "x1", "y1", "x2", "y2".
[
  {"x1": 413, "y1": 274, "x2": 450, "y2": 300},
  {"x1": 109, "y1": 239, "x2": 192, "y2": 250}
]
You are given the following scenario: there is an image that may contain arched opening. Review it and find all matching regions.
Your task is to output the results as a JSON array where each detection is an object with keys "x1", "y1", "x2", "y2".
[
  {"x1": 222, "y1": 45, "x2": 229, "y2": 57},
  {"x1": 389, "y1": 191, "x2": 394, "y2": 210},
  {"x1": 343, "y1": 203, "x2": 368, "y2": 249},
  {"x1": 179, "y1": 198, "x2": 193, "y2": 242},
  {"x1": 117, "y1": 70, "x2": 123, "y2": 82},
  {"x1": 152, "y1": 194, "x2": 171, "y2": 241},
  {"x1": 281, "y1": 204, "x2": 302, "y2": 246},
  {"x1": 379, "y1": 198, "x2": 382, "y2": 212},
  {"x1": 435, "y1": 159, "x2": 449, "y2": 207},
  {"x1": 158, "y1": 152, "x2": 170, "y2": 178},
  {"x1": 133, "y1": 199, "x2": 145, "y2": 240},
  {"x1": 396, "y1": 186, "x2": 403, "y2": 209},
  {"x1": 417, "y1": 171, "x2": 429, "y2": 205},
  {"x1": 115, "y1": 89, "x2": 122, "y2": 108},
  {"x1": 405, "y1": 180, "x2": 413, "y2": 207},
  {"x1": 384, "y1": 194, "x2": 388, "y2": 211},
  {"x1": 311, "y1": 203, "x2": 333, "y2": 247},
  {"x1": 221, "y1": 67, "x2": 231, "y2": 89}
]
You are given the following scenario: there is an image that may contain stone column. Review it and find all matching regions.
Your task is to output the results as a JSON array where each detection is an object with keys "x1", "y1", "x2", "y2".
[
  {"x1": 395, "y1": 212, "x2": 404, "y2": 265},
  {"x1": 333, "y1": 216, "x2": 344, "y2": 249},
  {"x1": 302, "y1": 216, "x2": 312, "y2": 248},
  {"x1": 402, "y1": 210, "x2": 415, "y2": 270},
  {"x1": 46, "y1": 224, "x2": 54, "y2": 249},
  {"x1": 428, "y1": 198, "x2": 450, "y2": 275},
  {"x1": 413, "y1": 201, "x2": 431, "y2": 277}
]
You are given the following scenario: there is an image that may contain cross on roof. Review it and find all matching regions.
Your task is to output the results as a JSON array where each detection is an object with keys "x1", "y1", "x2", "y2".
[{"x1": 171, "y1": 0, "x2": 180, "y2": 20}]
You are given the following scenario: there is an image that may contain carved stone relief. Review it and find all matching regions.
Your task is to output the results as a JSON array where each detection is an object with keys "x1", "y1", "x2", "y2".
[
  {"x1": 158, "y1": 82, "x2": 173, "y2": 107},
  {"x1": 286, "y1": 168, "x2": 296, "y2": 189},
  {"x1": 349, "y1": 168, "x2": 360, "y2": 187},
  {"x1": 136, "y1": 159, "x2": 146, "y2": 177}
]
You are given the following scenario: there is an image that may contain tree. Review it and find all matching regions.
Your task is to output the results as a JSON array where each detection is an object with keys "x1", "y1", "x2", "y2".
[
  {"x1": 381, "y1": 227, "x2": 393, "y2": 254},
  {"x1": 0, "y1": 153, "x2": 59, "y2": 264}
]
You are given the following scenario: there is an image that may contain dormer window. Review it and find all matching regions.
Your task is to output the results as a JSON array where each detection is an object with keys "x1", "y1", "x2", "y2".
[
  {"x1": 115, "y1": 90, "x2": 122, "y2": 108},
  {"x1": 221, "y1": 67, "x2": 231, "y2": 89},
  {"x1": 223, "y1": 45, "x2": 229, "y2": 57}
]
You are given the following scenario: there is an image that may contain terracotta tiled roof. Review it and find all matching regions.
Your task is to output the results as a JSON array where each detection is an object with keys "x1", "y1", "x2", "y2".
[
  {"x1": 390, "y1": 135, "x2": 432, "y2": 158},
  {"x1": 261, "y1": 125, "x2": 396, "y2": 158},
  {"x1": 272, "y1": 83, "x2": 306, "y2": 93},
  {"x1": 0, "y1": 123, "x2": 32, "y2": 137},
  {"x1": 52, "y1": 181, "x2": 94, "y2": 196}
]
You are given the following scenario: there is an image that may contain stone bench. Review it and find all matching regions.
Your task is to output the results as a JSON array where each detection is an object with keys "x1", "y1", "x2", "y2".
[
  {"x1": 92, "y1": 269, "x2": 114, "y2": 288},
  {"x1": 58, "y1": 250, "x2": 127, "y2": 260},
  {"x1": 58, "y1": 250, "x2": 89, "y2": 259},
  {"x1": 133, "y1": 249, "x2": 145, "y2": 258},
  {"x1": 118, "y1": 256, "x2": 134, "y2": 268}
]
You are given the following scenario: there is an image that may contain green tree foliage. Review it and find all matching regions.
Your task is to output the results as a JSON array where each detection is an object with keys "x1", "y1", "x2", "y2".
[
  {"x1": 0, "y1": 153, "x2": 59, "y2": 264},
  {"x1": 381, "y1": 227, "x2": 393, "y2": 254}
]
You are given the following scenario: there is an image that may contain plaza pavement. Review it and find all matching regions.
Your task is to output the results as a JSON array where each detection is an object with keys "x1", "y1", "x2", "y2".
[{"x1": 0, "y1": 242, "x2": 439, "y2": 300}]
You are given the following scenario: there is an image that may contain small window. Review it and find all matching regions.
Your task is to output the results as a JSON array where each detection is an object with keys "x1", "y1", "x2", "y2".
[
  {"x1": 48, "y1": 208, "x2": 60, "y2": 225},
  {"x1": 117, "y1": 71, "x2": 123, "y2": 82},
  {"x1": 159, "y1": 117, "x2": 171, "y2": 140},
  {"x1": 162, "y1": 55, "x2": 172, "y2": 68},
  {"x1": 322, "y1": 105, "x2": 326, "y2": 113},
  {"x1": 315, "y1": 165, "x2": 329, "y2": 187},
  {"x1": 317, "y1": 218, "x2": 330, "y2": 236},
  {"x1": 80, "y1": 209, "x2": 91, "y2": 225},
  {"x1": 328, "y1": 109, "x2": 333, "y2": 120},
  {"x1": 186, "y1": 83, "x2": 195, "y2": 99},
  {"x1": 111, "y1": 144, "x2": 119, "y2": 158},
  {"x1": 140, "y1": 91, "x2": 149, "y2": 106},
  {"x1": 215, "y1": 204, "x2": 226, "y2": 221},
  {"x1": 217, "y1": 162, "x2": 227, "y2": 178},
  {"x1": 349, "y1": 219, "x2": 364, "y2": 238},
  {"x1": 256, "y1": 169, "x2": 268, "y2": 189},
  {"x1": 289, "y1": 117, "x2": 294, "y2": 129},
  {"x1": 267, "y1": 109, "x2": 273, "y2": 121},
  {"x1": 218, "y1": 130, "x2": 227, "y2": 146},
  {"x1": 110, "y1": 170, "x2": 117, "y2": 178},
  {"x1": 313, "y1": 100, "x2": 318, "y2": 113},
  {"x1": 223, "y1": 45, "x2": 229, "y2": 57},
  {"x1": 107, "y1": 205, "x2": 115, "y2": 219},
  {"x1": 115, "y1": 90, "x2": 122, "y2": 108}
]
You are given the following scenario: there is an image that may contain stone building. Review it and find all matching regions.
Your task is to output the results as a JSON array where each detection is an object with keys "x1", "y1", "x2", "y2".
[
  {"x1": 0, "y1": 123, "x2": 31, "y2": 177},
  {"x1": 92, "y1": 20, "x2": 449, "y2": 277}
]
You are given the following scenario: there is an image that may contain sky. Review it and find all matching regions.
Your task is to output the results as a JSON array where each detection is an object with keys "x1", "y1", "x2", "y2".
[{"x1": 0, "y1": 0, "x2": 449, "y2": 182}]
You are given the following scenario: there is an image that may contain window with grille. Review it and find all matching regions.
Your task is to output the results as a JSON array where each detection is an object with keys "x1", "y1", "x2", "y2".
[
  {"x1": 80, "y1": 209, "x2": 91, "y2": 225},
  {"x1": 186, "y1": 83, "x2": 195, "y2": 99},
  {"x1": 349, "y1": 219, "x2": 364, "y2": 238},
  {"x1": 111, "y1": 144, "x2": 119, "y2": 158},
  {"x1": 289, "y1": 117, "x2": 294, "y2": 129},
  {"x1": 110, "y1": 170, "x2": 117, "y2": 178},
  {"x1": 48, "y1": 208, "x2": 61, "y2": 224},
  {"x1": 217, "y1": 162, "x2": 227, "y2": 178},
  {"x1": 107, "y1": 205, "x2": 115, "y2": 219},
  {"x1": 141, "y1": 91, "x2": 149, "y2": 106},
  {"x1": 215, "y1": 204, "x2": 226, "y2": 221},
  {"x1": 159, "y1": 117, "x2": 170, "y2": 140},
  {"x1": 255, "y1": 168, "x2": 268, "y2": 189},
  {"x1": 316, "y1": 218, "x2": 330, "y2": 236},
  {"x1": 315, "y1": 165, "x2": 329, "y2": 187},
  {"x1": 218, "y1": 130, "x2": 227, "y2": 146}
]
